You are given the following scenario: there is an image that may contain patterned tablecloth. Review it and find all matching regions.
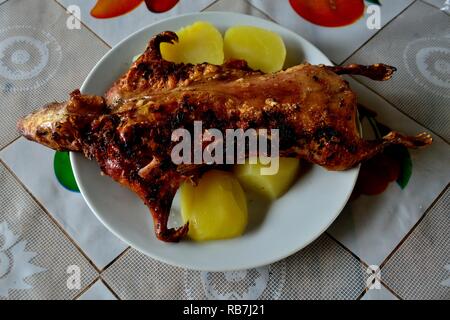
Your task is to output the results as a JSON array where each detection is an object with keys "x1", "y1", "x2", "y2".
[{"x1": 0, "y1": 0, "x2": 449, "y2": 300}]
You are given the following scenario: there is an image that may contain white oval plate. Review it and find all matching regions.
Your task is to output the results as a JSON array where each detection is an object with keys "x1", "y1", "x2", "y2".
[{"x1": 71, "y1": 12, "x2": 359, "y2": 271}]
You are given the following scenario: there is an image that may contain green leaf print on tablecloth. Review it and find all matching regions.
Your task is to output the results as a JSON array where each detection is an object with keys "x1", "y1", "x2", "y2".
[
  {"x1": 371, "y1": 117, "x2": 413, "y2": 190},
  {"x1": 53, "y1": 151, "x2": 79, "y2": 192}
]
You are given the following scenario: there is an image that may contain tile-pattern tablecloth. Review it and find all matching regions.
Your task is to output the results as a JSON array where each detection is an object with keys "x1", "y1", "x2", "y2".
[{"x1": 0, "y1": 0, "x2": 448, "y2": 300}]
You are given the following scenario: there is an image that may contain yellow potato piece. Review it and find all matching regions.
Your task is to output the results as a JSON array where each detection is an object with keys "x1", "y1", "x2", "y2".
[
  {"x1": 224, "y1": 25, "x2": 286, "y2": 73},
  {"x1": 233, "y1": 158, "x2": 300, "y2": 200},
  {"x1": 181, "y1": 170, "x2": 248, "y2": 242},
  {"x1": 160, "y1": 21, "x2": 224, "y2": 65},
  {"x1": 132, "y1": 54, "x2": 142, "y2": 62}
]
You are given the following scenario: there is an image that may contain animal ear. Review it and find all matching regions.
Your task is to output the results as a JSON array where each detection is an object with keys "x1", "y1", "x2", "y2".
[
  {"x1": 143, "y1": 31, "x2": 179, "y2": 62},
  {"x1": 66, "y1": 90, "x2": 106, "y2": 115}
]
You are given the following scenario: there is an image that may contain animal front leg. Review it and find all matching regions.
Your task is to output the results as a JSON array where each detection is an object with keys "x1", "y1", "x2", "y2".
[
  {"x1": 136, "y1": 163, "x2": 189, "y2": 242},
  {"x1": 149, "y1": 186, "x2": 189, "y2": 243},
  {"x1": 325, "y1": 64, "x2": 397, "y2": 81}
]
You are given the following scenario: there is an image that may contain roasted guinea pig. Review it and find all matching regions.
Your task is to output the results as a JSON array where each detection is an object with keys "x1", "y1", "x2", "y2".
[{"x1": 18, "y1": 31, "x2": 432, "y2": 242}]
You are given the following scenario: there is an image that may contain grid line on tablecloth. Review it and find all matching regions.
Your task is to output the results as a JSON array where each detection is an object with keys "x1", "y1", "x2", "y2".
[
  {"x1": 201, "y1": 0, "x2": 221, "y2": 11},
  {"x1": 279, "y1": 235, "x2": 367, "y2": 300},
  {"x1": 326, "y1": 232, "x2": 369, "y2": 269},
  {"x1": 101, "y1": 234, "x2": 368, "y2": 300},
  {"x1": 337, "y1": 0, "x2": 419, "y2": 66},
  {"x1": 379, "y1": 184, "x2": 450, "y2": 270},
  {"x1": 327, "y1": 116, "x2": 450, "y2": 300},
  {"x1": 52, "y1": 0, "x2": 111, "y2": 49},
  {"x1": 0, "y1": 0, "x2": 9, "y2": 9},
  {"x1": 380, "y1": 280, "x2": 403, "y2": 300},
  {"x1": 100, "y1": 246, "x2": 131, "y2": 273},
  {"x1": 72, "y1": 276, "x2": 100, "y2": 300},
  {"x1": 72, "y1": 276, "x2": 122, "y2": 300},
  {"x1": 100, "y1": 248, "x2": 184, "y2": 300},
  {"x1": 344, "y1": 1, "x2": 450, "y2": 142},
  {"x1": 357, "y1": 281, "x2": 403, "y2": 300},
  {"x1": 325, "y1": 230, "x2": 407, "y2": 299},
  {"x1": 98, "y1": 278, "x2": 122, "y2": 300},
  {"x1": 0, "y1": 158, "x2": 101, "y2": 274},
  {"x1": 211, "y1": 0, "x2": 275, "y2": 22},
  {"x1": 3, "y1": 0, "x2": 445, "y2": 300},
  {"x1": 0, "y1": 161, "x2": 99, "y2": 299},
  {"x1": 350, "y1": 76, "x2": 450, "y2": 146},
  {"x1": 324, "y1": 230, "x2": 401, "y2": 299},
  {"x1": 0, "y1": 0, "x2": 112, "y2": 150},
  {"x1": 356, "y1": 288, "x2": 367, "y2": 300},
  {"x1": 420, "y1": 0, "x2": 446, "y2": 10},
  {"x1": 0, "y1": 136, "x2": 19, "y2": 153},
  {"x1": 2, "y1": 0, "x2": 279, "y2": 299},
  {"x1": 54, "y1": 0, "x2": 227, "y2": 50},
  {"x1": 243, "y1": 0, "x2": 275, "y2": 21},
  {"x1": 381, "y1": 186, "x2": 450, "y2": 299}
]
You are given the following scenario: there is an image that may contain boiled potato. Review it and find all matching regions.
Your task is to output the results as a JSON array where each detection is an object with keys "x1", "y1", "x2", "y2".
[
  {"x1": 224, "y1": 25, "x2": 286, "y2": 73},
  {"x1": 233, "y1": 158, "x2": 300, "y2": 200},
  {"x1": 132, "y1": 54, "x2": 142, "y2": 62},
  {"x1": 160, "y1": 21, "x2": 224, "y2": 65},
  {"x1": 181, "y1": 170, "x2": 248, "y2": 242}
]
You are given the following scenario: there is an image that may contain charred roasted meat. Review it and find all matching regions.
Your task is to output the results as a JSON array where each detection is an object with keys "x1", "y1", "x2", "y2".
[{"x1": 18, "y1": 31, "x2": 432, "y2": 242}]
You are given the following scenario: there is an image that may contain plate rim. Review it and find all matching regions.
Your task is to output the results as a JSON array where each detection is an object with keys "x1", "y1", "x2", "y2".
[{"x1": 70, "y1": 11, "x2": 359, "y2": 271}]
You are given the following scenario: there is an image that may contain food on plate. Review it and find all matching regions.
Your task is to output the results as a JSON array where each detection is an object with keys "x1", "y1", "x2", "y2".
[
  {"x1": 224, "y1": 25, "x2": 287, "y2": 73},
  {"x1": 132, "y1": 54, "x2": 142, "y2": 62},
  {"x1": 18, "y1": 29, "x2": 432, "y2": 242},
  {"x1": 234, "y1": 158, "x2": 301, "y2": 200},
  {"x1": 168, "y1": 23, "x2": 289, "y2": 236},
  {"x1": 160, "y1": 21, "x2": 224, "y2": 65},
  {"x1": 180, "y1": 170, "x2": 248, "y2": 241}
]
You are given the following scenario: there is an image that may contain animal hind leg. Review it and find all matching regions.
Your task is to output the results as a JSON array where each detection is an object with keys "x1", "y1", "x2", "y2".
[{"x1": 355, "y1": 131, "x2": 433, "y2": 165}]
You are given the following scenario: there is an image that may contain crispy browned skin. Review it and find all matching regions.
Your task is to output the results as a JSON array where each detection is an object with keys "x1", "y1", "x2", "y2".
[{"x1": 18, "y1": 31, "x2": 432, "y2": 242}]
